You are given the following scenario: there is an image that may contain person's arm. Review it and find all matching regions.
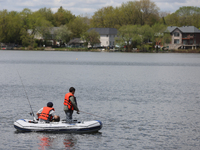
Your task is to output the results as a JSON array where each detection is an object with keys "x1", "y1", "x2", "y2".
[
  {"x1": 49, "y1": 110, "x2": 56, "y2": 116},
  {"x1": 70, "y1": 96, "x2": 79, "y2": 111},
  {"x1": 36, "y1": 108, "x2": 43, "y2": 118},
  {"x1": 49, "y1": 110, "x2": 59, "y2": 119}
]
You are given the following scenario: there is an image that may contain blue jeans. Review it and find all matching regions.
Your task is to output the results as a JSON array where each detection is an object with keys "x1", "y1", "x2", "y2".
[{"x1": 64, "y1": 110, "x2": 73, "y2": 122}]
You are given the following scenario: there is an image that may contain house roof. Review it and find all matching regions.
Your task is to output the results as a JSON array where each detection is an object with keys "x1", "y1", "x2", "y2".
[
  {"x1": 167, "y1": 26, "x2": 200, "y2": 33},
  {"x1": 88, "y1": 28, "x2": 118, "y2": 35},
  {"x1": 68, "y1": 38, "x2": 84, "y2": 44}
]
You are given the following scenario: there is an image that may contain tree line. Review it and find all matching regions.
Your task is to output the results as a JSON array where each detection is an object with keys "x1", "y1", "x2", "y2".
[{"x1": 0, "y1": 0, "x2": 200, "y2": 50}]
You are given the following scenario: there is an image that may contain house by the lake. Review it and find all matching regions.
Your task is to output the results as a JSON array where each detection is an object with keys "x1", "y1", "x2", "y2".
[
  {"x1": 87, "y1": 28, "x2": 118, "y2": 48},
  {"x1": 28, "y1": 27, "x2": 61, "y2": 46},
  {"x1": 29, "y1": 27, "x2": 118, "y2": 48},
  {"x1": 166, "y1": 26, "x2": 200, "y2": 50},
  {"x1": 67, "y1": 38, "x2": 84, "y2": 47},
  {"x1": 68, "y1": 28, "x2": 118, "y2": 48}
]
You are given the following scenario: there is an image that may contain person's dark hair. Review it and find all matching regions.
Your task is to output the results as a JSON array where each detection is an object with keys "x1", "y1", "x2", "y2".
[
  {"x1": 47, "y1": 102, "x2": 53, "y2": 107},
  {"x1": 53, "y1": 116, "x2": 60, "y2": 122},
  {"x1": 69, "y1": 87, "x2": 75, "y2": 92}
]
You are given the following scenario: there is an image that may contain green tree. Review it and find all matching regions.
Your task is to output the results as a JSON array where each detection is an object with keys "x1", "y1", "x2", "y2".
[
  {"x1": 20, "y1": 8, "x2": 32, "y2": 31},
  {"x1": 134, "y1": 0, "x2": 160, "y2": 26},
  {"x1": 19, "y1": 8, "x2": 35, "y2": 47},
  {"x1": 90, "y1": 7, "x2": 109, "y2": 28},
  {"x1": 112, "y1": 7, "x2": 125, "y2": 29},
  {"x1": 165, "y1": 6, "x2": 200, "y2": 28},
  {"x1": 19, "y1": 8, "x2": 53, "y2": 47},
  {"x1": 151, "y1": 23, "x2": 170, "y2": 52},
  {"x1": 139, "y1": 25, "x2": 153, "y2": 51},
  {"x1": 0, "y1": 10, "x2": 6, "y2": 42},
  {"x1": 0, "y1": 8, "x2": 53, "y2": 45},
  {"x1": 81, "y1": 29, "x2": 100, "y2": 47},
  {"x1": 101, "y1": 6, "x2": 115, "y2": 28},
  {"x1": 54, "y1": 25, "x2": 71, "y2": 44},
  {"x1": 90, "y1": 0, "x2": 160, "y2": 29},
  {"x1": 67, "y1": 16, "x2": 90, "y2": 38},
  {"x1": 53, "y1": 6, "x2": 75, "y2": 26},
  {"x1": 37, "y1": 7, "x2": 55, "y2": 25},
  {"x1": 0, "y1": 10, "x2": 10, "y2": 43},
  {"x1": 0, "y1": 10, "x2": 23, "y2": 44},
  {"x1": 20, "y1": 28, "x2": 34, "y2": 47},
  {"x1": 8, "y1": 11, "x2": 23, "y2": 44},
  {"x1": 120, "y1": 2, "x2": 139, "y2": 25},
  {"x1": 115, "y1": 25, "x2": 141, "y2": 52}
]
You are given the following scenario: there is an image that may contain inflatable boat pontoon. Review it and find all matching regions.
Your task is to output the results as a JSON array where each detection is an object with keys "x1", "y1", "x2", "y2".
[{"x1": 14, "y1": 119, "x2": 102, "y2": 133}]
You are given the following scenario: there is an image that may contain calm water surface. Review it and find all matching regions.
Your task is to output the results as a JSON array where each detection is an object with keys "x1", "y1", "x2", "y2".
[{"x1": 0, "y1": 51, "x2": 200, "y2": 150}]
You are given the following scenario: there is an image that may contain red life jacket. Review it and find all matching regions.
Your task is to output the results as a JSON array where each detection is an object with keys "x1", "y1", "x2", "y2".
[
  {"x1": 39, "y1": 107, "x2": 55, "y2": 121},
  {"x1": 64, "y1": 92, "x2": 74, "y2": 110}
]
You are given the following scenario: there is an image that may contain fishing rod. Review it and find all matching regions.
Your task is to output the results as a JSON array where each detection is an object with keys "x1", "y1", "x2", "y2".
[{"x1": 17, "y1": 70, "x2": 36, "y2": 121}]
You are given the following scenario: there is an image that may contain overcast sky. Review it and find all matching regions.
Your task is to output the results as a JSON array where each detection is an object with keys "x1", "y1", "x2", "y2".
[{"x1": 0, "y1": 0, "x2": 200, "y2": 16}]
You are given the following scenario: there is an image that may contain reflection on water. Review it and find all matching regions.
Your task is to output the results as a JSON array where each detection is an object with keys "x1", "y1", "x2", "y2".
[
  {"x1": 38, "y1": 136, "x2": 54, "y2": 150},
  {"x1": 63, "y1": 137, "x2": 76, "y2": 149},
  {"x1": 38, "y1": 134, "x2": 77, "y2": 150}
]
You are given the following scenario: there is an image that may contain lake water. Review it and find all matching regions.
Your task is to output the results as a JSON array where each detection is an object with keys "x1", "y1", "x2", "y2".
[{"x1": 0, "y1": 50, "x2": 200, "y2": 150}]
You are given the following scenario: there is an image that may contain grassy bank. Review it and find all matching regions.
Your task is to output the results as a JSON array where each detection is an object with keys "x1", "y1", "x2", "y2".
[
  {"x1": 168, "y1": 49, "x2": 200, "y2": 53},
  {"x1": 52, "y1": 47, "x2": 101, "y2": 52},
  {"x1": 2, "y1": 47, "x2": 200, "y2": 53},
  {"x1": 3, "y1": 47, "x2": 102, "y2": 52}
]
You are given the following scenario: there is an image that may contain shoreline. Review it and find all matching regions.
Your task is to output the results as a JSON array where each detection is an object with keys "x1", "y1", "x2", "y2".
[{"x1": 1, "y1": 47, "x2": 200, "y2": 53}]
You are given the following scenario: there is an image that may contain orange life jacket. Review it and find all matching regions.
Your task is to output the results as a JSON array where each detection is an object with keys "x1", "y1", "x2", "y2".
[
  {"x1": 64, "y1": 92, "x2": 74, "y2": 110},
  {"x1": 39, "y1": 107, "x2": 55, "y2": 121}
]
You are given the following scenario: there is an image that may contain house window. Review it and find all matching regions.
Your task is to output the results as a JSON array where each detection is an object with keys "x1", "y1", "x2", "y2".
[
  {"x1": 183, "y1": 40, "x2": 187, "y2": 45},
  {"x1": 174, "y1": 39, "x2": 179, "y2": 44},
  {"x1": 182, "y1": 34, "x2": 187, "y2": 38},
  {"x1": 190, "y1": 39, "x2": 193, "y2": 44},
  {"x1": 174, "y1": 32, "x2": 180, "y2": 37}
]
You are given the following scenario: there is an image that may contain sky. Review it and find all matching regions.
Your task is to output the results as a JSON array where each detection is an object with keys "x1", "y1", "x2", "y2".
[{"x1": 0, "y1": 0, "x2": 200, "y2": 16}]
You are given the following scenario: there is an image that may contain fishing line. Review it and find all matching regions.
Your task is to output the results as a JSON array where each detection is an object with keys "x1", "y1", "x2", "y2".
[
  {"x1": 80, "y1": 110, "x2": 116, "y2": 122},
  {"x1": 17, "y1": 70, "x2": 35, "y2": 119},
  {"x1": 79, "y1": 110, "x2": 108, "y2": 120}
]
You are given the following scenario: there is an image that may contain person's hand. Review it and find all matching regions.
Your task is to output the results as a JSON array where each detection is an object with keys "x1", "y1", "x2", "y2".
[{"x1": 36, "y1": 113, "x2": 40, "y2": 119}]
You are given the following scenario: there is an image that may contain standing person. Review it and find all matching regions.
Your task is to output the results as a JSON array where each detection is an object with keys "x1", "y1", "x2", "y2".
[
  {"x1": 64, "y1": 87, "x2": 80, "y2": 122},
  {"x1": 37, "y1": 102, "x2": 60, "y2": 122}
]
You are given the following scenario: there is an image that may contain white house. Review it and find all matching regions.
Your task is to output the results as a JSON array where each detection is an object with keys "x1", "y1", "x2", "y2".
[{"x1": 87, "y1": 28, "x2": 118, "y2": 48}]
